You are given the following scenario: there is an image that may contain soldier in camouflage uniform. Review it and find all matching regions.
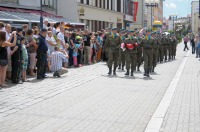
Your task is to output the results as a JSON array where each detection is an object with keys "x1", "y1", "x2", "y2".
[
  {"x1": 105, "y1": 28, "x2": 121, "y2": 75},
  {"x1": 171, "y1": 35, "x2": 178, "y2": 60},
  {"x1": 140, "y1": 30, "x2": 156, "y2": 77},
  {"x1": 103, "y1": 28, "x2": 112, "y2": 61},
  {"x1": 124, "y1": 30, "x2": 138, "y2": 76},
  {"x1": 157, "y1": 33, "x2": 163, "y2": 63},
  {"x1": 151, "y1": 32, "x2": 158, "y2": 72},
  {"x1": 118, "y1": 29, "x2": 126, "y2": 70},
  {"x1": 167, "y1": 35, "x2": 172, "y2": 61},
  {"x1": 136, "y1": 31, "x2": 143, "y2": 71},
  {"x1": 162, "y1": 34, "x2": 168, "y2": 62}
]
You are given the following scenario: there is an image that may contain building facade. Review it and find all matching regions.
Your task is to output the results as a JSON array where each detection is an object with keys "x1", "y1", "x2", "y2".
[
  {"x1": 0, "y1": 0, "x2": 79, "y2": 21},
  {"x1": 191, "y1": 1, "x2": 199, "y2": 34},
  {"x1": 77, "y1": 0, "x2": 125, "y2": 31}
]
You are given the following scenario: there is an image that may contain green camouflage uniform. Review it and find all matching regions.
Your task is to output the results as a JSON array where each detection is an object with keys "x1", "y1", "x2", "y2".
[
  {"x1": 157, "y1": 36, "x2": 163, "y2": 63},
  {"x1": 171, "y1": 38, "x2": 178, "y2": 59},
  {"x1": 162, "y1": 37, "x2": 168, "y2": 61},
  {"x1": 136, "y1": 36, "x2": 143, "y2": 71},
  {"x1": 105, "y1": 33, "x2": 121, "y2": 74},
  {"x1": 124, "y1": 36, "x2": 138, "y2": 76},
  {"x1": 118, "y1": 36, "x2": 126, "y2": 70},
  {"x1": 152, "y1": 37, "x2": 158, "y2": 71},
  {"x1": 140, "y1": 36, "x2": 155, "y2": 76}
]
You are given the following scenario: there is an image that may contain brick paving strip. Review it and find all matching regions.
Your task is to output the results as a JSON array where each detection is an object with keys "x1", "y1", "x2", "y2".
[{"x1": 144, "y1": 50, "x2": 190, "y2": 132}]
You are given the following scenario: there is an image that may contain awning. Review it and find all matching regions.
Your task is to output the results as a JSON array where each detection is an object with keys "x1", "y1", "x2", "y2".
[{"x1": 0, "y1": 7, "x2": 84, "y2": 26}]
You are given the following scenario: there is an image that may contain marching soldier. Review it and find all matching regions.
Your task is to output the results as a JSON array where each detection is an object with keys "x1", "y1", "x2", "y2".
[
  {"x1": 136, "y1": 31, "x2": 143, "y2": 71},
  {"x1": 105, "y1": 28, "x2": 121, "y2": 75},
  {"x1": 118, "y1": 29, "x2": 126, "y2": 70},
  {"x1": 167, "y1": 35, "x2": 172, "y2": 61},
  {"x1": 103, "y1": 28, "x2": 112, "y2": 62},
  {"x1": 151, "y1": 32, "x2": 158, "y2": 72},
  {"x1": 124, "y1": 30, "x2": 138, "y2": 76},
  {"x1": 162, "y1": 34, "x2": 168, "y2": 62},
  {"x1": 171, "y1": 35, "x2": 178, "y2": 60},
  {"x1": 140, "y1": 29, "x2": 156, "y2": 77},
  {"x1": 157, "y1": 33, "x2": 163, "y2": 63}
]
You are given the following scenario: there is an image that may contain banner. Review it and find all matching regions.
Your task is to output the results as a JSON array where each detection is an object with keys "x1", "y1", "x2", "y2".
[{"x1": 134, "y1": 2, "x2": 139, "y2": 22}]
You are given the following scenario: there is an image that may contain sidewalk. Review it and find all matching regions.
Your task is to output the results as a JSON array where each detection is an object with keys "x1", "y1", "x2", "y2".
[{"x1": 0, "y1": 42, "x2": 197, "y2": 132}]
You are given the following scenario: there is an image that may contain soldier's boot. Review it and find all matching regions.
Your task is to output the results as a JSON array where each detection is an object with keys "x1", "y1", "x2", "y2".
[
  {"x1": 113, "y1": 68, "x2": 117, "y2": 75},
  {"x1": 143, "y1": 70, "x2": 147, "y2": 76},
  {"x1": 131, "y1": 70, "x2": 134, "y2": 76},
  {"x1": 125, "y1": 69, "x2": 130, "y2": 76},
  {"x1": 147, "y1": 69, "x2": 150, "y2": 77},
  {"x1": 108, "y1": 68, "x2": 112, "y2": 75},
  {"x1": 122, "y1": 65, "x2": 125, "y2": 70},
  {"x1": 152, "y1": 67, "x2": 155, "y2": 72},
  {"x1": 118, "y1": 64, "x2": 121, "y2": 69},
  {"x1": 137, "y1": 66, "x2": 140, "y2": 71}
]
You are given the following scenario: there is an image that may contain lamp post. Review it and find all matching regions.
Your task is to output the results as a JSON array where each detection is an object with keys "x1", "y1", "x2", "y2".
[
  {"x1": 145, "y1": 2, "x2": 158, "y2": 28},
  {"x1": 40, "y1": 0, "x2": 43, "y2": 29},
  {"x1": 170, "y1": 14, "x2": 177, "y2": 34}
]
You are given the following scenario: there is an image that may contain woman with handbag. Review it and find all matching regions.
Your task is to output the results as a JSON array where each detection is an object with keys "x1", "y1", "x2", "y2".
[{"x1": 0, "y1": 31, "x2": 17, "y2": 88}]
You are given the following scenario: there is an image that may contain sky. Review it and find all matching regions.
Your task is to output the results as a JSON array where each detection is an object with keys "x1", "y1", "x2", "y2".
[{"x1": 163, "y1": 0, "x2": 194, "y2": 18}]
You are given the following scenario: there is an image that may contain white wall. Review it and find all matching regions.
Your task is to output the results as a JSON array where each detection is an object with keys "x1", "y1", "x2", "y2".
[
  {"x1": 19, "y1": 0, "x2": 40, "y2": 7},
  {"x1": 57, "y1": 0, "x2": 79, "y2": 21}
]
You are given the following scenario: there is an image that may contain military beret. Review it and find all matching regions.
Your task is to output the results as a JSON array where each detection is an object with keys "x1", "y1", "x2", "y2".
[
  {"x1": 129, "y1": 30, "x2": 135, "y2": 33},
  {"x1": 134, "y1": 28, "x2": 138, "y2": 31},
  {"x1": 41, "y1": 28, "x2": 47, "y2": 32},
  {"x1": 112, "y1": 27, "x2": 117, "y2": 30},
  {"x1": 146, "y1": 29, "x2": 152, "y2": 32},
  {"x1": 120, "y1": 28, "x2": 125, "y2": 31}
]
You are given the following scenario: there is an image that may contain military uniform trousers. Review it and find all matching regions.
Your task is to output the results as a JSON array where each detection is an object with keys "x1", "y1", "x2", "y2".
[
  {"x1": 172, "y1": 46, "x2": 177, "y2": 59},
  {"x1": 163, "y1": 46, "x2": 167, "y2": 61},
  {"x1": 107, "y1": 49, "x2": 119, "y2": 70},
  {"x1": 137, "y1": 47, "x2": 142, "y2": 68},
  {"x1": 143, "y1": 49, "x2": 153, "y2": 70},
  {"x1": 152, "y1": 48, "x2": 158, "y2": 67},
  {"x1": 36, "y1": 51, "x2": 47, "y2": 78},
  {"x1": 11, "y1": 54, "x2": 21, "y2": 83},
  {"x1": 125, "y1": 51, "x2": 137, "y2": 71},
  {"x1": 118, "y1": 49, "x2": 125, "y2": 68},
  {"x1": 168, "y1": 46, "x2": 172, "y2": 60},
  {"x1": 158, "y1": 47, "x2": 163, "y2": 62}
]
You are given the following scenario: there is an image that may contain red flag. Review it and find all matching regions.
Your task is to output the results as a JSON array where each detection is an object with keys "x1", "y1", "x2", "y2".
[{"x1": 134, "y1": 2, "x2": 139, "y2": 22}]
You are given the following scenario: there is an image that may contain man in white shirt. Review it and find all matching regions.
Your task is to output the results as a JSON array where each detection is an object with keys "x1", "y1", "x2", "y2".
[
  {"x1": 51, "y1": 46, "x2": 68, "y2": 77},
  {"x1": 57, "y1": 26, "x2": 66, "y2": 50},
  {"x1": 43, "y1": 19, "x2": 49, "y2": 29},
  {"x1": 46, "y1": 31, "x2": 57, "y2": 55},
  {"x1": 50, "y1": 22, "x2": 56, "y2": 36}
]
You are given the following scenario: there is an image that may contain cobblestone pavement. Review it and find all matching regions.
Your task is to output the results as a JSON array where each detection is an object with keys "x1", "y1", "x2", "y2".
[{"x1": 0, "y1": 42, "x2": 197, "y2": 132}]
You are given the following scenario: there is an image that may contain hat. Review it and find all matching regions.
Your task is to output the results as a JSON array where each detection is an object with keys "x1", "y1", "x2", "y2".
[
  {"x1": 112, "y1": 27, "x2": 117, "y2": 30},
  {"x1": 129, "y1": 30, "x2": 135, "y2": 33},
  {"x1": 41, "y1": 28, "x2": 47, "y2": 32},
  {"x1": 16, "y1": 28, "x2": 23, "y2": 32},
  {"x1": 76, "y1": 36, "x2": 82, "y2": 40},
  {"x1": 146, "y1": 29, "x2": 152, "y2": 32},
  {"x1": 120, "y1": 28, "x2": 125, "y2": 31},
  {"x1": 134, "y1": 28, "x2": 138, "y2": 31}
]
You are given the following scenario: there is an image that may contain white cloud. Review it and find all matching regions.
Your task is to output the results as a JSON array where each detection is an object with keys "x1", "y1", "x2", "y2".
[{"x1": 165, "y1": 2, "x2": 177, "y2": 9}]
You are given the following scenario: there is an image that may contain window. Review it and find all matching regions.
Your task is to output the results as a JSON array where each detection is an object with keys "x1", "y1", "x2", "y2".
[
  {"x1": 86, "y1": 0, "x2": 89, "y2": 5},
  {"x1": 80, "y1": 0, "x2": 84, "y2": 4},
  {"x1": 96, "y1": 0, "x2": 98, "y2": 7},
  {"x1": 103, "y1": 0, "x2": 105, "y2": 9},
  {"x1": 100, "y1": 0, "x2": 102, "y2": 8},
  {"x1": 111, "y1": 0, "x2": 113, "y2": 10},
  {"x1": 117, "y1": 0, "x2": 121, "y2": 12},
  {"x1": 107, "y1": 0, "x2": 109, "y2": 10},
  {"x1": 42, "y1": 0, "x2": 56, "y2": 9}
]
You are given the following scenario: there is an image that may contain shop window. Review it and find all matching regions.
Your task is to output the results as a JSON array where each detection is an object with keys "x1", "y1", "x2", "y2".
[
  {"x1": 80, "y1": 0, "x2": 84, "y2": 4},
  {"x1": 107, "y1": 0, "x2": 109, "y2": 10}
]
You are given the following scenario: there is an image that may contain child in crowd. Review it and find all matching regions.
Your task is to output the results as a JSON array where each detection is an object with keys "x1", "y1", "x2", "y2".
[
  {"x1": 90, "y1": 37, "x2": 99, "y2": 63},
  {"x1": 73, "y1": 36, "x2": 83, "y2": 67},
  {"x1": 21, "y1": 37, "x2": 29, "y2": 82}
]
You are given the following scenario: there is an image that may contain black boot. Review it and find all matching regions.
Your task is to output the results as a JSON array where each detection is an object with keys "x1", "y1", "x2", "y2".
[
  {"x1": 152, "y1": 67, "x2": 155, "y2": 72},
  {"x1": 125, "y1": 69, "x2": 130, "y2": 76},
  {"x1": 131, "y1": 70, "x2": 134, "y2": 76},
  {"x1": 108, "y1": 68, "x2": 112, "y2": 75},
  {"x1": 143, "y1": 70, "x2": 147, "y2": 76},
  {"x1": 137, "y1": 66, "x2": 140, "y2": 71},
  {"x1": 113, "y1": 68, "x2": 117, "y2": 75},
  {"x1": 147, "y1": 69, "x2": 150, "y2": 77},
  {"x1": 122, "y1": 66, "x2": 124, "y2": 70},
  {"x1": 118, "y1": 64, "x2": 121, "y2": 69}
]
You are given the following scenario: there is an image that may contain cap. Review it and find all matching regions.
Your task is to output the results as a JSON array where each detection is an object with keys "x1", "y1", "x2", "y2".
[
  {"x1": 16, "y1": 28, "x2": 23, "y2": 32},
  {"x1": 112, "y1": 27, "x2": 117, "y2": 30},
  {"x1": 41, "y1": 28, "x2": 47, "y2": 32},
  {"x1": 76, "y1": 36, "x2": 82, "y2": 40},
  {"x1": 129, "y1": 30, "x2": 135, "y2": 33}
]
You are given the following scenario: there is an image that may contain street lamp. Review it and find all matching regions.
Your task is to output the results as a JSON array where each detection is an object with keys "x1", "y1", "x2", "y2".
[
  {"x1": 169, "y1": 14, "x2": 177, "y2": 34},
  {"x1": 40, "y1": 0, "x2": 43, "y2": 29},
  {"x1": 145, "y1": 2, "x2": 158, "y2": 28}
]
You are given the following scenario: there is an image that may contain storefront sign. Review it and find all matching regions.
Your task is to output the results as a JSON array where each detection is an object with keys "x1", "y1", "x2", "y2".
[
  {"x1": 79, "y1": 7, "x2": 84, "y2": 16},
  {"x1": 124, "y1": 15, "x2": 133, "y2": 22},
  {"x1": 117, "y1": 18, "x2": 122, "y2": 23}
]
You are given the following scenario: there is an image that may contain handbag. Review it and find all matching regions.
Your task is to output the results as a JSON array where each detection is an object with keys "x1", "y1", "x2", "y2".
[{"x1": 0, "y1": 41, "x2": 8, "y2": 66}]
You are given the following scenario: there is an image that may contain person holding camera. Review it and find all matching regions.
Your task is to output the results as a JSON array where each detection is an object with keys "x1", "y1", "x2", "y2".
[{"x1": 51, "y1": 46, "x2": 68, "y2": 77}]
